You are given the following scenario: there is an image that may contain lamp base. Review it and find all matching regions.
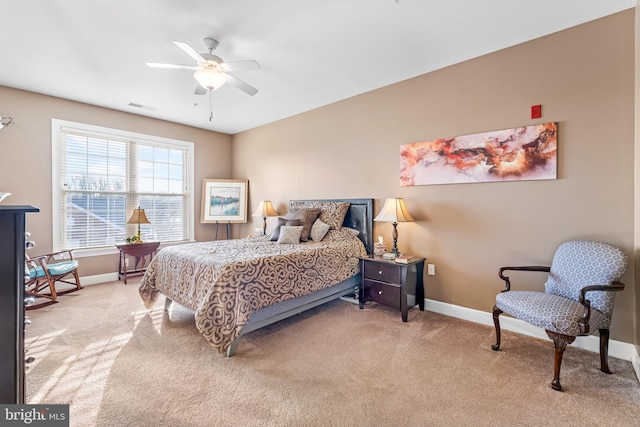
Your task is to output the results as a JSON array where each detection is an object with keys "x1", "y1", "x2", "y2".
[{"x1": 391, "y1": 222, "x2": 399, "y2": 254}]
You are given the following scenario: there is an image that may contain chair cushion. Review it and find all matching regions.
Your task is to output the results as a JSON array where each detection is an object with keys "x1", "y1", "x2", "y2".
[
  {"x1": 496, "y1": 291, "x2": 609, "y2": 337},
  {"x1": 544, "y1": 240, "x2": 627, "y2": 317},
  {"x1": 29, "y1": 260, "x2": 78, "y2": 279}
]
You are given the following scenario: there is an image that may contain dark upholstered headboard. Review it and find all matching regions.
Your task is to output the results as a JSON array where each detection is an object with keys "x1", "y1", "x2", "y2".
[{"x1": 290, "y1": 198, "x2": 373, "y2": 254}]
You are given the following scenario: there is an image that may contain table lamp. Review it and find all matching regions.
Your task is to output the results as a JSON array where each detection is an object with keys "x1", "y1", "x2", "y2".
[
  {"x1": 252, "y1": 201, "x2": 279, "y2": 235},
  {"x1": 373, "y1": 198, "x2": 414, "y2": 255},
  {"x1": 127, "y1": 207, "x2": 151, "y2": 242}
]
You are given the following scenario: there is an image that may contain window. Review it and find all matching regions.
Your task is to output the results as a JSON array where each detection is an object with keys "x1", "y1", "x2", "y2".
[{"x1": 52, "y1": 119, "x2": 194, "y2": 253}]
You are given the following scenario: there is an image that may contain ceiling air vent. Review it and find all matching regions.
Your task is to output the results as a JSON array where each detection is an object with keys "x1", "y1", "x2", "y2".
[{"x1": 128, "y1": 102, "x2": 157, "y2": 111}]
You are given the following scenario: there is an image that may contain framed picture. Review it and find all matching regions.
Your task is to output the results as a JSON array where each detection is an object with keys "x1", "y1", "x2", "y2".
[{"x1": 200, "y1": 179, "x2": 248, "y2": 223}]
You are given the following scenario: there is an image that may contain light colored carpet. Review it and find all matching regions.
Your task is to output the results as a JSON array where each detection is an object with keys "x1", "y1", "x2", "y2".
[{"x1": 25, "y1": 279, "x2": 640, "y2": 426}]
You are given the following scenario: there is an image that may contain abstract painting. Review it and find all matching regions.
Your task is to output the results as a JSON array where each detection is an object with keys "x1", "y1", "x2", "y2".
[{"x1": 400, "y1": 122, "x2": 557, "y2": 186}]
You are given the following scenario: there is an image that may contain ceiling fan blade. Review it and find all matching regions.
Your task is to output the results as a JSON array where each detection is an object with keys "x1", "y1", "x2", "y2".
[
  {"x1": 173, "y1": 41, "x2": 206, "y2": 62},
  {"x1": 220, "y1": 60, "x2": 261, "y2": 72},
  {"x1": 194, "y1": 84, "x2": 207, "y2": 95},
  {"x1": 146, "y1": 62, "x2": 196, "y2": 70},
  {"x1": 225, "y1": 74, "x2": 258, "y2": 96}
]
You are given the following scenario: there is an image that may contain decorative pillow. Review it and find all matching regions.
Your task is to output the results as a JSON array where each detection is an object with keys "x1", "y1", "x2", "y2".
[
  {"x1": 269, "y1": 218, "x2": 302, "y2": 241},
  {"x1": 288, "y1": 201, "x2": 350, "y2": 230},
  {"x1": 277, "y1": 225, "x2": 303, "y2": 244},
  {"x1": 310, "y1": 218, "x2": 331, "y2": 242},
  {"x1": 283, "y1": 208, "x2": 321, "y2": 242},
  {"x1": 282, "y1": 208, "x2": 304, "y2": 220}
]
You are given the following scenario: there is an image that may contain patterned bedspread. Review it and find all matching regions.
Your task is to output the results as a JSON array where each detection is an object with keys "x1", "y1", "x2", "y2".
[{"x1": 139, "y1": 229, "x2": 366, "y2": 353}]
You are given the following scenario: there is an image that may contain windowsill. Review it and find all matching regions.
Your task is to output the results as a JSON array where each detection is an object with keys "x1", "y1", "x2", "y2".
[{"x1": 72, "y1": 240, "x2": 197, "y2": 258}]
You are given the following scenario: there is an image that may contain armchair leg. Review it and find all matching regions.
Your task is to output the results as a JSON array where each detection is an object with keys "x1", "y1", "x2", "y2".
[
  {"x1": 599, "y1": 328, "x2": 612, "y2": 374},
  {"x1": 72, "y1": 268, "x2": 83, "y2": 290},
  {"x1": 25, "y1": 292, "x2": 57, "y2": 310},
  {"x1": 491, "y1": 306, "x2": 502, "y2": 351},
  {"x1": 25, "y1": 278, "x2": 58, "y2": 310},
  {"x1": 546, "y1": 330, "x2": 576, "y2": 391},
  {"x1": 52, "y1": 270, "x2": 83, "y2": 296}
]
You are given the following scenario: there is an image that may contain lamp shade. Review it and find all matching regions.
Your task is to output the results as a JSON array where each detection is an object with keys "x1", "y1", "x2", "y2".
[
  {"x1": 374, "y1": 198, "x2": 414, "y2": 223},
  {"x1": 127, "y1": 208, "x2": 151, "y2": 225},
  {"x1": 252, "y1": 201, "x2": 279, "y2": 218},
  {"x1": 127, "y1": 207, "x2": 150, "y2": 242}
]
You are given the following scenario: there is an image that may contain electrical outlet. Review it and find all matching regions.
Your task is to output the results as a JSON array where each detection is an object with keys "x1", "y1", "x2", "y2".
[
  {"x1": 125, "y1": 258, "x2": 129, "y2": 267},
  {"x1": 427, "y1": 264, "x2": 435, "y2": 276}
]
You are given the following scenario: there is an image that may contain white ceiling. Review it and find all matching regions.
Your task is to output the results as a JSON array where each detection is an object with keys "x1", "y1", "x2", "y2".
[{"x1": 0, "y1": 0, "x2": 635, "y2": 135}]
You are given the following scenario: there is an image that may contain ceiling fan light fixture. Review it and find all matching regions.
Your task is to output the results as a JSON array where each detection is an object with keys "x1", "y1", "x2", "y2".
[{"x1": 194, "y1": 68, "x2": 226, "y2": 90}]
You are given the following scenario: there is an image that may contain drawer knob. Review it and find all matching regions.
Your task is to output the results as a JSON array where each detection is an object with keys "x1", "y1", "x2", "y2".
[
  {"x1": 378, "y1": 270, "x2": 383, "y2": 275},
  {"x1": 378, "y1": 290, "x2": 383, "y2": 295}
]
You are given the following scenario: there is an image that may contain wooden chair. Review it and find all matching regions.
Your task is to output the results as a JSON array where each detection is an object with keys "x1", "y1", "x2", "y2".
[
  {"x1": 25, "y1": 250, "x2": 83, "y2": 309},
  {"x1": 492, "y1": 240, "x2": 627, "y2": 391}
]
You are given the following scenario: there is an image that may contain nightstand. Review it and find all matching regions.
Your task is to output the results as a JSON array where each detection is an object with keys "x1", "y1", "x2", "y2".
[{"x1": 359, "y1": 255, "x2": 425, "y2": 322}]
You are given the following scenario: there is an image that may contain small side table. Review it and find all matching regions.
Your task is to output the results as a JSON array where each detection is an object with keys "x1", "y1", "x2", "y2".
[
  {"x1": 116, "y1": 241, "x2": 160, "y2": 284},
  {"x1": 359, "y1": 255, "x2": 425, "y2": 322}
]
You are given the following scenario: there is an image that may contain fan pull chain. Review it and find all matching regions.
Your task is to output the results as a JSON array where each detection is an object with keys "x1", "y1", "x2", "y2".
[{"x1": 208, "y1": 90, "x2": 214, "y2": 122}]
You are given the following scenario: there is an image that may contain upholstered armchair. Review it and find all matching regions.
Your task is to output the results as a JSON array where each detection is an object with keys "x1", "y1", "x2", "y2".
[
  {"x1": 492, "y1": 240, "x2": 627, "y2": 391},
  {"x1": 25, "y1": 249, "x2": 83, "y2": 309}
]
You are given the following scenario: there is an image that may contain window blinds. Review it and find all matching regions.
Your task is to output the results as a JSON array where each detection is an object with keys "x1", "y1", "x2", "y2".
[{"x1": 57, "y1": 126, "x2": 192, "y2": 250}]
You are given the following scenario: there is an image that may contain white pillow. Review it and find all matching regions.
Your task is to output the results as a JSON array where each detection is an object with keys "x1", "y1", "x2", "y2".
[
  {"x1": 310, "y1": 219, "x2": 331, "y2": 242},
  {"x1": 277, "y1": 225, "x2": 303, "y2": 244}
]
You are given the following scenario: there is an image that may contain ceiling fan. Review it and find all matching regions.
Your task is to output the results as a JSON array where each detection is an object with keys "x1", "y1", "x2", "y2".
[{"x1": 146, "y1": 37, "x2": 260, "y2": 96}]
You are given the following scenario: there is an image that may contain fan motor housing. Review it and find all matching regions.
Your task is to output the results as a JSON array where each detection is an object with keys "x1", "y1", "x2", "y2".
[
  {"x1": 203, "y1": 37, "x2": 219, "y2": 51},
  {"x1": 200, "y1": 53, "x2": 223, "y2": 64}
]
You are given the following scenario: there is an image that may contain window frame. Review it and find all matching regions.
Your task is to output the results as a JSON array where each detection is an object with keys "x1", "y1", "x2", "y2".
[{"x1": 51, "y1": 119, "x2": 195, "y2": 257}]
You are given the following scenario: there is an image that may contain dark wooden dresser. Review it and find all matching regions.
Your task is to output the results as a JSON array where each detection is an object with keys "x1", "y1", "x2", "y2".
[{"x1": 0, "y1": 205, "x2": 39, "y2": 404}]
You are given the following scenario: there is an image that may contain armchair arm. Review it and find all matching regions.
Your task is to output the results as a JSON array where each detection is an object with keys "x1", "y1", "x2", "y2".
[
  {"x1": 498, "y1": 266, "x2": 550, "y2": 292},
  {"x1": 579, "y1": 281, "x2": 625, "y2": 304},
  {"x1": 25, "y1": 256, "x2": 44, "y2": 276},
  {"x1": 24, "y1": 255, "x2": 52, "y2": 280},
  {"x1": 45, "y1": 249, "x2": 75, "y2": 262},
  {"x1": 576, "y1": 281, "x2": 625, "y2": 336}
]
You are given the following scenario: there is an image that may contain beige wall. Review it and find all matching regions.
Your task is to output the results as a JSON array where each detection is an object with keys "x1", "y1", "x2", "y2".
[
  {"x1": 0, "y1": 86, "x2": 232, "y2": 277},
  {"x1": 233, "y1": 11, "x2": 636, "y2": 343}
]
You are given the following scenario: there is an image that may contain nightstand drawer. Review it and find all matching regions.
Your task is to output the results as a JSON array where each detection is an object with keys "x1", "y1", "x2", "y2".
[
  {"x1": 363, "y1": 279, "x2": 401, "y2": 311},
  {"x1": 363, "y1": 261, "x2": 401, "y2": 283}
]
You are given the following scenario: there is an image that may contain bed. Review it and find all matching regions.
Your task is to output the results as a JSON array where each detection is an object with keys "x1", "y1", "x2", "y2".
[{"x1": 139, "y1": 198, "x2": 373, "y2": 356}]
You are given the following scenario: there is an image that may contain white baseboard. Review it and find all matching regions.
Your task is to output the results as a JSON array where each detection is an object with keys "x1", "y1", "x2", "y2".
[
  {"x1": 80, "y1": 272, "x2": 119, "y2": 286},
  {"x1": 425, "y1": 298, "x2": 637, "y2": 364},
  {"x1": 632, "y1": 346, "x2": 640, "y2": 382}
]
